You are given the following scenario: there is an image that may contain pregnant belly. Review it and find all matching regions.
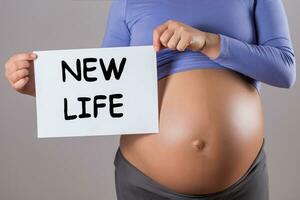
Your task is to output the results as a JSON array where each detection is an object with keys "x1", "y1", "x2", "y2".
[{"x1": 119, "y1": 68, "x2": 264, "y2": 195}]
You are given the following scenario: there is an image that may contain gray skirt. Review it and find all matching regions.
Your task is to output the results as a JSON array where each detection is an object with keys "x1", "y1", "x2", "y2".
[{"x1": 113, "y1": 139, "x2": 269, "y2": 200}]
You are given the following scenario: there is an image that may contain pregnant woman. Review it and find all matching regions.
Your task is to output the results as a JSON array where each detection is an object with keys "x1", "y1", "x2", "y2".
[{"x1": 4, "y1": 0, "x2": 296, "y2": 199}]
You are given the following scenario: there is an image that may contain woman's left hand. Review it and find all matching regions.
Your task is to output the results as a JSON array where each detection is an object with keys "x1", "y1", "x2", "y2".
[{"x1": 153, "y1": 20, "x2": 220, "y2": 59}]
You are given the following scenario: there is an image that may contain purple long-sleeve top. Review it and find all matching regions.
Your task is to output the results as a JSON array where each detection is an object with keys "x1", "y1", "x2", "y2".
[{"x1": 101, "y1": 0, "x2": 297, "y2": 94}]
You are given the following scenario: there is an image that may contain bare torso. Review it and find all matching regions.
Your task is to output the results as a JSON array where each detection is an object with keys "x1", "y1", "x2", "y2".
[{"x1": 119, "y1": 68, "x2": 264, "y2": 195}]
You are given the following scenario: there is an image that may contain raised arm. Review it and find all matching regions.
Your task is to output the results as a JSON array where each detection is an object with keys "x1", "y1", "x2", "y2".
[
  {"x1": 209, "y1": 0, "x2": 296, "y2": 88},
  {"x1": 101, "y1": 0, "x2": 130, "y2": 48}
]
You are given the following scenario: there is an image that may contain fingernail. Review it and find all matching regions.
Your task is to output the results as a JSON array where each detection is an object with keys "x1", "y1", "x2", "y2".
[{"x1": 31, "y1": 53, "x2": 37, "y2": 58}]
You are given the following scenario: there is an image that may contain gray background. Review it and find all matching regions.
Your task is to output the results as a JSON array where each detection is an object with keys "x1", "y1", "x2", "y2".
[{"x1": 0, "y1": 0, "x2": 299, "y2": 199}]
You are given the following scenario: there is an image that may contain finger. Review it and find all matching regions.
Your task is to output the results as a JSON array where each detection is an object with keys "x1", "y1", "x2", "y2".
[
  {"x1": 160, "y1": 28, "x2": 174, "y2": 48},
  {"x1": 10, "y1": 68, "x2": 30, "y2": 83},
  {"x1": 153, "y1": 23, "x2": 168, "y2": 51},
  {"x1": 167, "y1": 30, "x2": 181, "y2": 50},
  {"x1": 13, "y1": 77, "x2": 29, "y2": 91},
  {"x1": 9, "y1": 52, "x2": 37, "y2": 63},
  {"x1": 177, "y1": 34, "x2": 192, "y2": 52},
  {"x1": 6, "y1": 60, "x2": 32, "y2": 75}
]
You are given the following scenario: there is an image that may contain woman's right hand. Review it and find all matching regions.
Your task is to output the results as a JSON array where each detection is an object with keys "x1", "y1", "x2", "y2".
[{"x1": 4, "y1": 52, "x2": 37, "y2": 97}]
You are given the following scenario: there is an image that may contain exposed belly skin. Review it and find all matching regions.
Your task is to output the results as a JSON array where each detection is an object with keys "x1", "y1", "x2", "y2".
[{"x1": 119, "y1": 68, "x2": 264, "y2": 195}]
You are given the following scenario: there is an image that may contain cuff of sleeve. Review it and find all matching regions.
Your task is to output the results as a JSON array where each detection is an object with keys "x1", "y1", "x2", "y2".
[{"x1": 212, "y1": 34, "x2": 230, "y2": 63}]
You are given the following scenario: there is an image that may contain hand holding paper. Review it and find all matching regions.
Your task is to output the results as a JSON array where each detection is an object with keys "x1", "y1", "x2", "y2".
[{"x1": 4, "y1": 52, "x2": 37, "y2": 96}]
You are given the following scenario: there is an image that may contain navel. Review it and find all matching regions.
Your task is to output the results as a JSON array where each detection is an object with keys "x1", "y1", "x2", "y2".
[{"x1": 192, "y1": 139, "x2": 206, "y2": 151}]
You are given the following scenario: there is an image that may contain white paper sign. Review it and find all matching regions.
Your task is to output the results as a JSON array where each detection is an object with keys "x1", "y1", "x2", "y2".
[{"x1": 33, "y1": 45, "x2": 159, "y2": 138}]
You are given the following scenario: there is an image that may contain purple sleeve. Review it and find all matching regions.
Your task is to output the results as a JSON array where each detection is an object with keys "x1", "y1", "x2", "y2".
[
  {"x1": 212, "y1": 0, "x2": 296, "y2": 88},
  {"x1": 101, "y1": 0, "x2": 130, "y2": 48}
]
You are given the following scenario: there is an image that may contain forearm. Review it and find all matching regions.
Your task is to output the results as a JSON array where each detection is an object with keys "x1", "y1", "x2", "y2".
[{"x1": 200, "y1": 33, "x2": 296, "y2": 88}]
